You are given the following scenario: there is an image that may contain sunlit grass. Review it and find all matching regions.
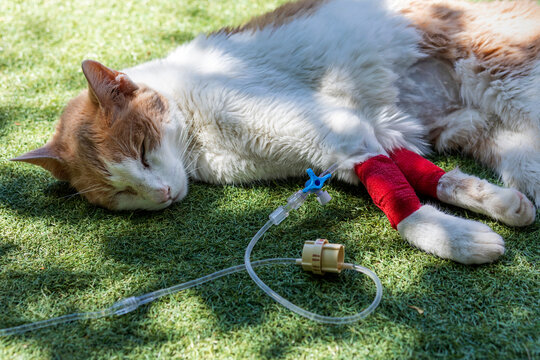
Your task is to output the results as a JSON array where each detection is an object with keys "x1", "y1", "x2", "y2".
[{"x1": 0, "y1": 0, "x2": 538, "y2": 359}]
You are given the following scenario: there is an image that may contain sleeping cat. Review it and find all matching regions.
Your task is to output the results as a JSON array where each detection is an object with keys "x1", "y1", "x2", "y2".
[{"x1": 12, "y1": 0, "x2": 539, "y2": 264}]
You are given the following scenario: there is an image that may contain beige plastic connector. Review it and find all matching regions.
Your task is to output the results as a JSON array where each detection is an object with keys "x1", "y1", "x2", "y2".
[{"x1": 297, "y1": 239, "x2": 345, "y2": 275}]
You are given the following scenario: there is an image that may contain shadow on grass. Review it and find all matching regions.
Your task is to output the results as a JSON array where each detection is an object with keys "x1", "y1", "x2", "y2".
[
  {"x1": 0, "y1": 104, "x2": 60, "y2": 139},
  {"x1": 1, "y1": 268, "x2": 97, "y2": 303},
  {"x1": 0, "y1": 242, "x2": 19, "y2": 260},
  {"x1": 2, "y1": 261, "x2": 536, "y2": 359},
  {"x1": 0, "y1": 165, "x2": 538, "y2": 358}
]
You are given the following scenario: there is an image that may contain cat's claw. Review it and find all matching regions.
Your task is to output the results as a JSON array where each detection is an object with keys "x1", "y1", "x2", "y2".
[{"x1": 397, "y1": 205, "x2": 505, "y2": 265}]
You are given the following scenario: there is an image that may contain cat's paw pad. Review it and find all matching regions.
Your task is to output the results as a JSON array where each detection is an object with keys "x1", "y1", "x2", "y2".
[{"x1": 397, "y1": 205, "x2": 505, "y2": 265}]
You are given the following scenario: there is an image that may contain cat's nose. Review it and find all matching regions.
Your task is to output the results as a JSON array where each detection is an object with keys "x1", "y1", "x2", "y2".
[{"x1": 156, "y1": 186, "x2": 171, "y2": 203}]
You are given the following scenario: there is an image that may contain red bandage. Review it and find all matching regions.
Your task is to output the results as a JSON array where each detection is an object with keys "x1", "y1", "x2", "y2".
[
  {"x1": 354, "y1": 155, "x2": 421, "y2": 229},
  {"x1": 389, "y1": 148, "x2": 446, "y2": 199}
]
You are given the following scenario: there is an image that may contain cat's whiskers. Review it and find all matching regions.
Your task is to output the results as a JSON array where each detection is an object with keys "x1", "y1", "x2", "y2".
[
  {"x1": 178, "y1": 133, "x2": 196, "y2": 162},
  {"x1": 183, "y1": 157, "x2": 199, "y2": 176},
  {"x1": 60, "y1": 184, "x2": 108, "y2": 199},
  {"x1": 186, "y1": 166, "x2": 201, "y2": 178}
]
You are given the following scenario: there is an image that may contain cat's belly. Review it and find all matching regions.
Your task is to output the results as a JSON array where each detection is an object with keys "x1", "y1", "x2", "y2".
[{"x1": 397, "y1": 58, "x2": 462, "y2": 127}]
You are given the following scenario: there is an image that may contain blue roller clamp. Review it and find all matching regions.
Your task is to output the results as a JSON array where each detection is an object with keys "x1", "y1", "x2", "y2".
[{"x1": 302, "y1": 168, "x2": 331, "y2": 193}]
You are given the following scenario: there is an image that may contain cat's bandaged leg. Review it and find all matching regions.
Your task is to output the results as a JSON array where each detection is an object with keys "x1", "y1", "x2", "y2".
[
  {"x1": 355, "y1": 153, "x2": 506, "y2": 264},
  {"x1": 389, "y1": 148, "x2": 445, "y2": 199},
  {"x1": 354, "y1": 155, "x2": 421, "y2": 229},
  {"x1": 389, "y1": 148, "x2": 535, "y2": 226}
]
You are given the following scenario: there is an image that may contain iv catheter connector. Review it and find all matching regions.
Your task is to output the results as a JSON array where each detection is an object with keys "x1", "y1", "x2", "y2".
[
  {"x1": 297, "y1": 239, "x2": 345, "y2": 275},
  {"x1": 270, "y1": 168, "x2": 334, "y2": 225},
  {"x1": 314, "y1": 190, "x2": 331, "y2": 205},
  {"x1": 109, "y1": 297, "x2": 141, "y2": 316},
  {"x1": 269, "y1": 190, "x2": 307, "y2": 225}
]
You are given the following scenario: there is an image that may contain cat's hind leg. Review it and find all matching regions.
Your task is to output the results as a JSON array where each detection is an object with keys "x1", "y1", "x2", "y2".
[
  {"x1": 354, "y1": 154, "x2": 504, "y2": 264},
  {"x1": 390, "y1": 148, "x2": 536, "y2": 227},
  {"x1": 485, "y1": 126, "x2": 540, "y2": 209},
  {"x1": 426, "y1": 103, "x2": 540, "y2": 208}
]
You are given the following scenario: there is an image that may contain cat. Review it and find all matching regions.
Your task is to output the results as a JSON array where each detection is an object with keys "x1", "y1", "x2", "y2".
[{"x1": 12, "y1": 0, "x2": 539, "y2": 265}]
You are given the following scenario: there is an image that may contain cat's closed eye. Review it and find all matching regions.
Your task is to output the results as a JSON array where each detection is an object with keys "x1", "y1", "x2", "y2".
[
  {"x1": 140, "y1": 141, "x2": 150, "y2": 168},
  {"x1": 117, "y1": 186, "x2": 137, "y2": 196}
]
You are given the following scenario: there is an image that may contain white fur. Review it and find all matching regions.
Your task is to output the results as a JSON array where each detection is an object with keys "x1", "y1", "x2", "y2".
[
  {"x1": 394, "y1": 33, "x2": 540, "y2": 206},
  {"x1": 486, "y1": 126, "x2": 540, "y2": 207},
  {"x1": 410, "y1": 58, "x2": 540, "y2": 207},
  {"x1": 397, "y1": 205, "x2": 505, "y2": 264},
  {"x1": 122, "y1": 0, "x2": 539, "y2": 204},
  {"x1": 124, "y1": 0, "x2": 428, "y2": 187},
  {"x1": 104, "y1": 0, "x2": 537, "y2": 262},
  {"x1": 107, "y1": 111, "x2": 189, "y2": 210},
  {"x1": 447, "y1": 58, "x2": 540, "y2": 206}
]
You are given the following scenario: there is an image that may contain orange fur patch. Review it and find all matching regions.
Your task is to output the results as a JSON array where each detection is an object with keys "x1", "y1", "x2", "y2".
[
  {"x1": 44, "y1": 86, "x2": 168, "y2": 208},
  {"x1": 217, "y1": 0, "x2": 327, "y2": 35},
  {"x1": 398, "y1": 0, "x2": 540, "y2": 76}
]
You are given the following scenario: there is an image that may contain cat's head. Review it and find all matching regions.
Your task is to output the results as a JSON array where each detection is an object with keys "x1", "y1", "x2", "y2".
[{"x1": 12, "y1": 60, "x2": 189, "y2": 210}]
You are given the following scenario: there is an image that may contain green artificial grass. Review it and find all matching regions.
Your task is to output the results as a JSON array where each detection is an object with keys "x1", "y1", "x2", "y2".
[{"x1": 0, "y1": 0, "x2": 538, "y2": 359}]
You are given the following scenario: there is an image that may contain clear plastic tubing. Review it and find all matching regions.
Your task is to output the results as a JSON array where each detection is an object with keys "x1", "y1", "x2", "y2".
[
  {"x1": 0, "y1": 163, "x2": 383, "y2": 336},
  {"x1": 0, "y1": 258, "x2": 297, "y2": 336},
  {"x1": 244, "y1": 220, "x2": 383, "y2": 325},
  {"x1": 0, "y1": 224, "x2": 382, "y2": 336}
]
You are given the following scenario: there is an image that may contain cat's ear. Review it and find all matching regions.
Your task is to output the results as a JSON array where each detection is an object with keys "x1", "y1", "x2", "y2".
[
  {"x1": 11, "y1": 144, "x2": 70, "y2": 181},
  {"x1": 81, "y1": 59, "x2": 139, "y2": 108}
]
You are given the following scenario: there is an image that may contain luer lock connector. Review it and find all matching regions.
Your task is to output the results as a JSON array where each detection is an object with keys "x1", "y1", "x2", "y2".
[{"x1": 298, "y1": 239, "x2": 345, "y2": 275}]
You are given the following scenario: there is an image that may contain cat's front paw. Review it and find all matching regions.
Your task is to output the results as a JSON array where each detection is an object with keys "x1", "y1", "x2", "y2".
[
  {"x1": 495, "y1": 189, "x2": 536, "y2": 226},
  {"x1": 437, "y1": 169, "x2": 536, "y2": 227},
  {"x1": 397, "y1": 205, "x2": 505, "y2": 265}
]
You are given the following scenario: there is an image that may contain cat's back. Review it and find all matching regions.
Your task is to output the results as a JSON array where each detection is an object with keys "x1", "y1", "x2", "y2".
[{"x1": 166, "y1": 0, "x2": 421, "y2": 82}]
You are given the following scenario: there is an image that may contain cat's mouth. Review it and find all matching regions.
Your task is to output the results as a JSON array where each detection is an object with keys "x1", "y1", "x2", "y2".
[
  {"x1": 154, "y1": 190, "x2": 185, "y2": 209},
  {"x1": 171, "y1": 186, "x2": 188, "y2": 203}
]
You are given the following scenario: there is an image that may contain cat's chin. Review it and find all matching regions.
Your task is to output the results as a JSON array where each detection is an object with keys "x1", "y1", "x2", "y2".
[
  {"x1": 168, "y1": 186, "x2": 188, "y2": 207},
  {"x1": 113, "y1": 199, "x2": 174, "y2": 211},
  {"x1": 109, "y1": 187, "x2": 187, "y2": 211}
]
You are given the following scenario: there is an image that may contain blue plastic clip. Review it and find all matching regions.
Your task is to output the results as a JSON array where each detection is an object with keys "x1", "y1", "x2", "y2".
[{"x1": 302, "y1": 168, "x2": 331, "y2": 193}]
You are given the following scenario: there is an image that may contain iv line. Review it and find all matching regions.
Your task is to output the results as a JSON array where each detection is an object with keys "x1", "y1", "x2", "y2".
[{"x1": 0, "y1": 165, "x2": 382, "y2": 336}]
